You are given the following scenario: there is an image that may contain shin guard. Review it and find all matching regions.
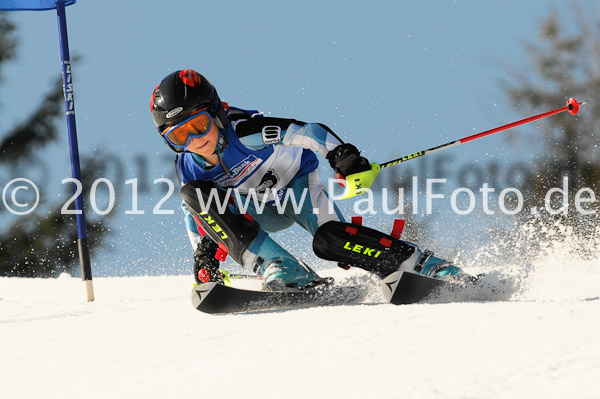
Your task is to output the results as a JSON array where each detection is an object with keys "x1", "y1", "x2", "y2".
[
  {"x1": 180, "y1": 180, "x2": 260, "y2": 264},
  {"x1": 313, "y1": 221, "x2": 419, "y2": 279}
]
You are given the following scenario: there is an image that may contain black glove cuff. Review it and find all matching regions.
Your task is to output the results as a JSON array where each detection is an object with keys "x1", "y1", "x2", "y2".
[
  {"x1": 327, "y1": 143, "x2": 370, "y2": 177},
  {"x1": 194, "y1": 236, "x2": 219, "y2": 259},
  {"x1": 326, "y1": 143, "x2": 360, "y2": 169}
]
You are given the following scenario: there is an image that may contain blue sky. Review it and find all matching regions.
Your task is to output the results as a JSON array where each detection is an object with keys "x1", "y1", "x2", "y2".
[{"x1": 0, "y1": 0, "x2": 576, "y2": 276}]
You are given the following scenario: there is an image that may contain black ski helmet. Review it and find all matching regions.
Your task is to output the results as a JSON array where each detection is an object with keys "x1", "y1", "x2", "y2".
[{"x1": 151, "y1": 69, "x2": 228, "y2": 151}]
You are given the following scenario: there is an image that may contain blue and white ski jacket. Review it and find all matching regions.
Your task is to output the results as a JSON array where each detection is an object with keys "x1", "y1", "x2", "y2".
[{"x1": 177, "y1": 106, "x2": 344, "y2": 248}]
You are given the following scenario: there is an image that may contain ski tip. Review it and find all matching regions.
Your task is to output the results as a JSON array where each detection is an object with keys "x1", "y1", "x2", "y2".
[
  {"x1": 191, "y1": 282, "x2": 218, "y2": 311},
  {"x1": 381, "y1": 271, "x2": 403, "y2": 303}
]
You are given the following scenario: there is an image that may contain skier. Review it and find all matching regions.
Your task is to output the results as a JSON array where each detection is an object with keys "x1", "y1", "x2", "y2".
[{"x1": 150, "y1": 69, "x2": 465, "y2": 291}]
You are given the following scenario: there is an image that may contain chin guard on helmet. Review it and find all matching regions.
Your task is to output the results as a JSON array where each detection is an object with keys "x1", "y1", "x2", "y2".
[
  {"x1": 313, "y1": 220, "x2": 418, "y2": 279},
  {"x1": 180, "y1": 180, "x2": 260, "y2": 264}
]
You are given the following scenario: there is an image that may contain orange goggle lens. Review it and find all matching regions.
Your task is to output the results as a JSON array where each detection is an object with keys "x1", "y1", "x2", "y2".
[{"x1": 162, "y1": 111, "x2": 213, "y2": 148}]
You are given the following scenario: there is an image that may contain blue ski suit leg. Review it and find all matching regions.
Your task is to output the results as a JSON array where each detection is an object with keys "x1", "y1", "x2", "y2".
[{"x1": 241, "y1": 170, "x2": 344, "y2": 288}]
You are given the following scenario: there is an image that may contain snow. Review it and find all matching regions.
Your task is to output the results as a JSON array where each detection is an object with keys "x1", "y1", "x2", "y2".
[{"x1": 1, "y1": 252, "x2": 599, "y2": 399}]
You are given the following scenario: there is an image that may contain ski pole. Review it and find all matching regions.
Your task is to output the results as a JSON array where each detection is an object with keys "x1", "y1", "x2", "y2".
[
  {"x1": 339, "y1": 98, "x2": 586, "y2": 199},
  {"x1": 380, "y1": 97, "x2": 585, "y2": 169}
]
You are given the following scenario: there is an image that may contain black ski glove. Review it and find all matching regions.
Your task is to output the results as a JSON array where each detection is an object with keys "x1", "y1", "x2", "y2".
[
  {"x1": 326, "y1": 143, "x2": 371, "y2": 178},
  {"x1": 193, "y1": 237, "x2": 223, "y2": 284}
]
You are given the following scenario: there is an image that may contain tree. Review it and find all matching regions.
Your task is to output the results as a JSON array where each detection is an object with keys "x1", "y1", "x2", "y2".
[
  {"x1": 502, "y1": 3, "x2": 600, "y2": 254},
  {"x1": 0, "y1": 13, "x2": 116, "y2": 277},
  {"x1": 0, "y1": 14, "x2": 17, "y2": 85}
]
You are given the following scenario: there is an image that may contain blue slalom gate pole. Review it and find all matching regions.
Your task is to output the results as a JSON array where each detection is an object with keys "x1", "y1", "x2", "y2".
[
  {"x1": 56, "y1": 1, "x2": 94, "y2": 301},
  {"x1": 0, "y1": 1, "x2": 94, "y2": 301}
]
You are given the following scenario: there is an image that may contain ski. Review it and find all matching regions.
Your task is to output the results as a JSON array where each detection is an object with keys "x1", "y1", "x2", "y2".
[
  {"x1": 192, "y1": 282, "x2": 367, "y2": 314},
  {"x1": 381, "y1": 271, "x2": 449, "y2": 305}
]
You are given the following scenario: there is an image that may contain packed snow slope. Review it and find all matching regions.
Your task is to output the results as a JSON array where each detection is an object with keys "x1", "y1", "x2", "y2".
[{"x1": 1, "y1": 245, "x2": 599, "y2": 399}]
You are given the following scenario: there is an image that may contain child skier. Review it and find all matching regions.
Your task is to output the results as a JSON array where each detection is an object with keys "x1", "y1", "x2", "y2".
[{"x1": 150, "y1": 69, "x2": 464, "y2": 291}]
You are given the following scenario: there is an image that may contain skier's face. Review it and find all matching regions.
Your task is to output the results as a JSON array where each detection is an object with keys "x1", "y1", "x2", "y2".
[{"x1": 185, "y1": 121, "x2": 219, "y2": 158}]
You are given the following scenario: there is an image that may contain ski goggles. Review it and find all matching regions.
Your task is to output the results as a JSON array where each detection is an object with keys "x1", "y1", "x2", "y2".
[{"x1": 161, "y1": 109, "x2": 214, "y2": 149}]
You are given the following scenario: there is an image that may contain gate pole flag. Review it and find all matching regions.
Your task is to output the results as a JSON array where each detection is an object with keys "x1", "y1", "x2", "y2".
[{"x1": 0, "y1": 0, "x2": 95, "y2": 301}]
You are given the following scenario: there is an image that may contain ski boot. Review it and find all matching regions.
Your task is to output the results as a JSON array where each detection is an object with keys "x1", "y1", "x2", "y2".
[
  {"x1": 414, "y1": 250, "x2": 475, "y2": 282},
  {"x1": 249, "y1": 233, "x2": 329, "y2": 292},
  {"x1": 260, "y1": 258, "x2": 332, "y2": 292}
]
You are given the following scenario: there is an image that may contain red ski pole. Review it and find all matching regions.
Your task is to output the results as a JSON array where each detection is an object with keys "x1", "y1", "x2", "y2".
[
  {"x1": 379, "y1": 97, "x2": 586, "y2": 169},
  {"x1": 339, "y1": 98, "x2": 586, "y2": 199}
]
